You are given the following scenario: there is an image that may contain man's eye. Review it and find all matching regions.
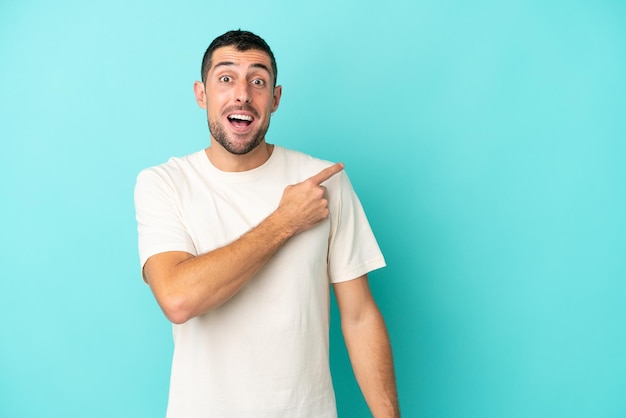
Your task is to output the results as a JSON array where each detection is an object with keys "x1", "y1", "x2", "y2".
[
  {"x1": 219, "y1": 76, "x2": 232, "y2": 83},
  {"x1": 251, "y1": 79, "x2": 265, "y2": 87}
]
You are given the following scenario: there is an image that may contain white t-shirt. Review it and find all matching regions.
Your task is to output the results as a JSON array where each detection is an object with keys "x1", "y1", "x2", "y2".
[{"x1": 134, "y1": 146, "x2": 385, "y2": 418}]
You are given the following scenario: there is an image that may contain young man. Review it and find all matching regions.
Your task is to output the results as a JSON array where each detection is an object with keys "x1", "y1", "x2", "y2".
[{"x1": 134, "y1": 30, "x2": 399, "y2": 418}]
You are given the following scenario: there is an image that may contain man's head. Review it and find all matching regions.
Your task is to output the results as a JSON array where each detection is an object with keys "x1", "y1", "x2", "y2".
[
  {"x1": 194, "y1": 30, "x2": 282, "y2": 160},
  {"x1": 201, "y1": 30, "x2": 278, "y2": 87}
]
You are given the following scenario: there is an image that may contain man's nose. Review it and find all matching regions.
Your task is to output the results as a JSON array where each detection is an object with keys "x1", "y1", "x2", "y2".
[{"x1": 234, "y1": 80, "x2": 252, "y2": 103}]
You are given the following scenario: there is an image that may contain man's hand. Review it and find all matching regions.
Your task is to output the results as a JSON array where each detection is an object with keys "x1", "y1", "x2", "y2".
[{"x1": 275, "y1": 162, "x2": 344, "y2": 236}]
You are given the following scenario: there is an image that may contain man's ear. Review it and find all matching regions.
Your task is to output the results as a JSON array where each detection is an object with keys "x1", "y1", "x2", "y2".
[
  {"x1": 194, "y1": 81, "x2": 207, "y2": 109},
  {"x1": 271, "y1": 85, "x2": 282, "y2": 113}
]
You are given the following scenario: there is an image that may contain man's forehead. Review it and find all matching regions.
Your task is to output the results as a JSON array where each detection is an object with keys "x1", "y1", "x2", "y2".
[{"x1": 210, "y1": 46, "x2": 273, "y2": 72}]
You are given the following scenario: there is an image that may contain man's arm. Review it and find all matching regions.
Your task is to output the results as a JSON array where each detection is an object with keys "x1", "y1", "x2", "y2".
[
  {"x1": 143, "y1": 162, "x2": 344, "y2": 324},
  {"x1": 334, "y1": 275, "x2": 400, "y2": 418}
]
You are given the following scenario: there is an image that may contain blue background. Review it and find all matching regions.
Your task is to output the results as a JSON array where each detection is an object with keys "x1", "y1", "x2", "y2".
[{"x1": 1, "y1": 1, "x2": 625, "y2": 417}]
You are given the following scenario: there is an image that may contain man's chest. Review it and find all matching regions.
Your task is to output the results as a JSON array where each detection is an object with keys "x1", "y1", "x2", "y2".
[{"x1": 177, "y1": 181, "x2": 286, "y2": 253}]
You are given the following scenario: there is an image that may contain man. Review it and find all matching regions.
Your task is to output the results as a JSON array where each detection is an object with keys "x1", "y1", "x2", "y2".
[{"x1": 134, "y1": 30, "x2": 399, "y2": 417}]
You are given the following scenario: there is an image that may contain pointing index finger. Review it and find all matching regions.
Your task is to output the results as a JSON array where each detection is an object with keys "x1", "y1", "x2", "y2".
[{"x1": 309, "y1": 162, "x2": 345, "y2": 185}]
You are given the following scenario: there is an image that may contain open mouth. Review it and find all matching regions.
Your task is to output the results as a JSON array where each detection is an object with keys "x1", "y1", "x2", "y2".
[{"x1": 227, "y1": 114, "x2": 254, "y2": 128}]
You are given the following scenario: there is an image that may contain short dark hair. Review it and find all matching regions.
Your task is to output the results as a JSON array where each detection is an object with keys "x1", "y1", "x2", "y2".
[{"x1": 200, "y1": 30, "x2": 278, "y2": 86}]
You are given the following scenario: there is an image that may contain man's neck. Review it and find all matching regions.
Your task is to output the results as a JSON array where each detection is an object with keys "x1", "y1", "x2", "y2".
[{"x1": 205, "y1": 142, "x2": 274, "y2": 172}]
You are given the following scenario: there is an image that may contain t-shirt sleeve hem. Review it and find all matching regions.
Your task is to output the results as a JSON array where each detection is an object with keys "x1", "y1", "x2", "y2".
[
  {"x1": 139, "y1": 244, "x2": 197, "y2": 272},
  {"x1": 330, "y1": 257, "x2": 386, "y2": 284}
]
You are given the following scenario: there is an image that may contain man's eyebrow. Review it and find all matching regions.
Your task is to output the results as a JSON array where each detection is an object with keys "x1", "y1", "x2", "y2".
[
  {"x1": 250, "y1": 63, "x2": 271, "y2": 75},
  {"x1": 213, "y1": 61, "x2": 271, "y2": 75},
  {"x1": 213, "y1": 61, "x2": 235, "y2": 70}
]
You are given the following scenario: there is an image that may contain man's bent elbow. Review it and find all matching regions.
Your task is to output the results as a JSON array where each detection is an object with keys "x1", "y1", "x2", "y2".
[
  {"x1": 158, "y1": 295, "x2": 195, "y2": 324},
  {"x1": 157, "y1": 292, "x2": 224, "y2": 324}
]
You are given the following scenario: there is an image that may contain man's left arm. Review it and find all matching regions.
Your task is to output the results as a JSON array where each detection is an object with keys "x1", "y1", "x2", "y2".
[{"x1": 333, "y1": 274, "x2": 400, "y2": 417}]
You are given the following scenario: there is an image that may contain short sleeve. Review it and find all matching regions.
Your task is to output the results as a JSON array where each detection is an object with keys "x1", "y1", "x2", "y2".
[
  {"x1": 327, "y1": 171, "x2": 386, "y2": 283},
  {"x1": 134, "y1": 168, "x2": 197, "y2": 273}
]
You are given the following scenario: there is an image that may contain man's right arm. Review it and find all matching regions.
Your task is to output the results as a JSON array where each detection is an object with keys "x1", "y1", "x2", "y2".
[{"x1": 142, "y1": 162, "x2": 344, "y2": 324}]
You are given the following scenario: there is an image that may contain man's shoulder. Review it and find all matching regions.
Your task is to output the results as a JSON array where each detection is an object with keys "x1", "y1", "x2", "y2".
[
  {"x1": 137, "y1": 149, "x2": 204, "y2": 179},
  {"x1": 135, "y1": 150, "x2": 207, "y2": 195},
  {"x1": 276, "y1": 146, "x2": 334, "y2": 172}
]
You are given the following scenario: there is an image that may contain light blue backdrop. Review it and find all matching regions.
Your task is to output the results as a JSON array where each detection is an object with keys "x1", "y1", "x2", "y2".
[{"x1": 1, "y1": 1, "x2": 624, "y2": 417}]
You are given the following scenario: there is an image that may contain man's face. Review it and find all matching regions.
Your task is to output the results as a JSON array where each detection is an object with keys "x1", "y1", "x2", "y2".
[{"x1": 194, "y1": 46, "x2": 282, "y2": 155}]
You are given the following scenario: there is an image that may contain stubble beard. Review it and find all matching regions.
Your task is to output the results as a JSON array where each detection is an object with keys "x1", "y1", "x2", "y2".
[{"x1": 209, "y1": 119, "x2": 269, "y2": 156}]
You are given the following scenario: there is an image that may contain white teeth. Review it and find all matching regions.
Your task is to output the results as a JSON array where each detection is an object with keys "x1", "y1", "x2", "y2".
[{"x1": 229, "y1": 114, "x2": 253, "y2": 121}]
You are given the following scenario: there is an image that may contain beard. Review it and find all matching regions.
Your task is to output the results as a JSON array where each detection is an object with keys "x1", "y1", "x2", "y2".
[{"x1": 208, "y1": 112, "x2": 270, "y2": 155}]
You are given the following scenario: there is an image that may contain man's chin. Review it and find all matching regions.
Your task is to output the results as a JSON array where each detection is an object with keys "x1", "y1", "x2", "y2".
[
  {"x1": 218, "y1": 136, "x2": 264, "y2": 155},
  {"x1": 209, "y1": 122, "x2": 267, "y2": 156}
]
